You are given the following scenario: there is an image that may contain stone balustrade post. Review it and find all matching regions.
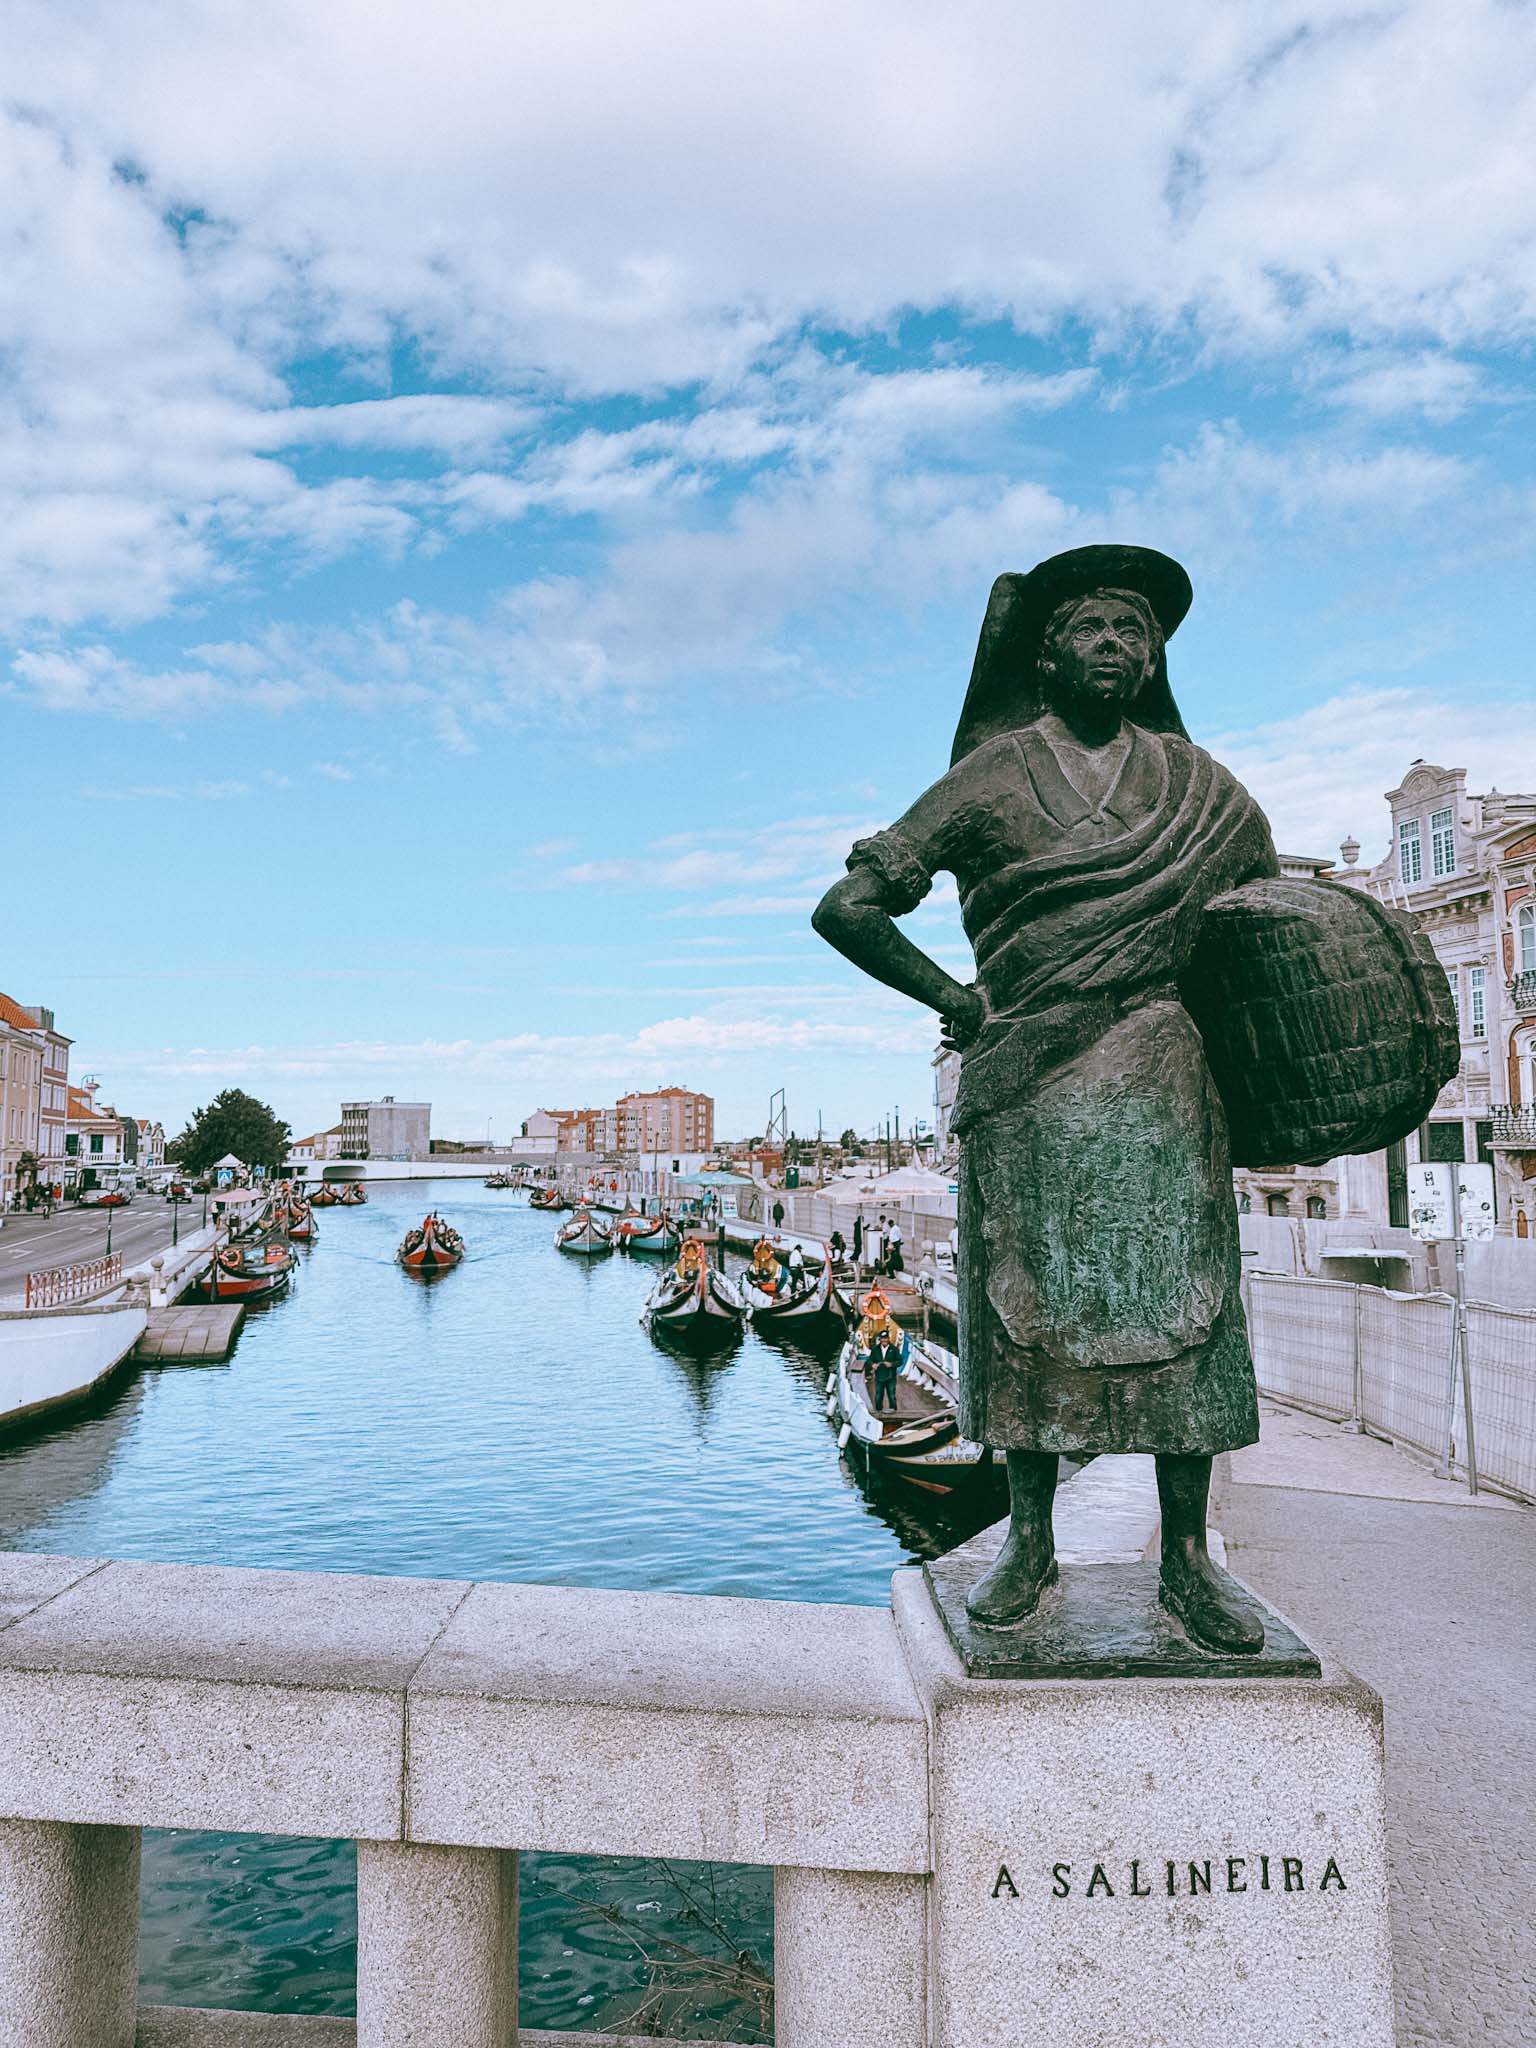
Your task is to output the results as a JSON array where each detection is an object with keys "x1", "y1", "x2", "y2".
[
  {"x1": 0, "y1": 1819, "x2": 140, "y2": 2048},
  {"x1": 774, "y1": 1865, "x2": 927, "y2": 2048},
  {"x1": 150, "y1": 1255, "x2": 166, "y2": 1308},
  {"x1": 355, "y1": 1838, "x2": 519, "y2": 2047}
]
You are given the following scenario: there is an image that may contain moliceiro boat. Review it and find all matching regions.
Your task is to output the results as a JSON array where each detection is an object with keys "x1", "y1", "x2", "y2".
[
  {"x1": 286, "y1": 1199, "x2": 316, "y2": 1242},
  {"x1": 740, "y1": 1237, "x2": 839, "y2": 1326},
  {"x1": 555, "y1": 1208, "x2": 613, "y2": 1257},
  {"x1": 398, "y1": 1214, "x2": 465, "y2": 1272},
  {"x1": 338, "y1": 1183, "x2": 366, "y2": 1205},
  {"x1": 308, "y1": 1185, "x2": 340, "y2": 1207},
  {"x1": 614, "y1": 1212, "x2": 680, "y2": 1256},
  {"x1": 642, "y1": 1240, "x2": 746, "y2": 1343},
  {"x1": 199, "y1": 1235, "x2": 295, "y2": 1303},
  {"x1": 528, "y1": 1186, "x2": 567, "y2": 1212},
  {"x1": 831, "y1": 1289, "x2": 995, "y2": 1491}
]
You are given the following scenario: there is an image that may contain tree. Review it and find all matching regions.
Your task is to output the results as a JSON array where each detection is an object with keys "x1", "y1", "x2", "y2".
[
  {"x1": 167, "y1": 1090, "x2": 292, "y2": 1176},
  {"x1": 15, "y1": 1149, "x2": 40, "y2": 1205},
  {"x1": 839, "y1": 1128, "x2": 859, "y2": 1150}
]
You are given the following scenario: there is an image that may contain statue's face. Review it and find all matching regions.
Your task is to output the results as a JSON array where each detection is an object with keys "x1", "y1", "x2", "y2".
[{"x1": 1046, "y1": 594, "x2": 1156, "y2": 709}]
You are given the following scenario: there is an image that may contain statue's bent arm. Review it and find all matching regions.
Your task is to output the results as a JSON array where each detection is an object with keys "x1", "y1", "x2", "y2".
[{"x1": 812, "y1": 867, "x2": 982, "y2": 1046}]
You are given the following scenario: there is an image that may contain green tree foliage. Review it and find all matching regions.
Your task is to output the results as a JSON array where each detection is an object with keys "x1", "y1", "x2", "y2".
[
  {"x1": 167, "y1": 1090, "x2": 292, "y2": 1175},
  {"x1": 839, "y1": 1129, "x2": 863, "y2": 1155}
]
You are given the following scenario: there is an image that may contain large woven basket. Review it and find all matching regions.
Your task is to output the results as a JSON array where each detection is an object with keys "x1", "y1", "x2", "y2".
[{"x1": 1181, "y1": 877, "x2": 1459, "y2": 1169}]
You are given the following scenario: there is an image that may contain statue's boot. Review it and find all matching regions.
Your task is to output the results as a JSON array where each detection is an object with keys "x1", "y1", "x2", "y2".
[
  {"x1": 966, "y1": 1450, "x2": 1058, "y2": 1627},
  {"x1": 1158, "y1": 1550, "x2": 1264, "y2": 1654},
  {"x1": 1155, "y1": 1451, "x2": 1264, "y2": 1655}
]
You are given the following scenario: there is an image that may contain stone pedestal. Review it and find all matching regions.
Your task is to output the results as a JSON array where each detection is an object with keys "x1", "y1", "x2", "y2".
[
  {"x1": 893, "y1": 1566, "x2": 1395, "y2": 2048},
  {"x1": 0, "y1": 1818, "x2": 140, "y2": 2048}
]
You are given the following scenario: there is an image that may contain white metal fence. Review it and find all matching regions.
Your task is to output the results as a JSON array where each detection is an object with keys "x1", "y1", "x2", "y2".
[{"x1": 1244, "y1": 1273, "x2": 1536, "y2": 1502}]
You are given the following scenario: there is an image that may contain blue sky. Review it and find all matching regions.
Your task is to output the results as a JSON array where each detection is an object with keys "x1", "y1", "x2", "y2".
[{"x1": 4, "y1": 0, "x2": 1535, "y2": 1143}]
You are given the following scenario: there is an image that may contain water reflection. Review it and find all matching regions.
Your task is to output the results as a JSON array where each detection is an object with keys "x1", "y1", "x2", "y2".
[{"x1": 0, "y1": 1182, "x2": 996, "y2": 2032}]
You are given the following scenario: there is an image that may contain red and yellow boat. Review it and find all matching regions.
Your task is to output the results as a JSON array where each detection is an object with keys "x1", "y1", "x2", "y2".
[
  {"x1": 398, "y1": 1213, "x2": 465, "y2": 1272},
  {"x1": 199, "y1": 1235, "x2": 295, "y2": 1302}
]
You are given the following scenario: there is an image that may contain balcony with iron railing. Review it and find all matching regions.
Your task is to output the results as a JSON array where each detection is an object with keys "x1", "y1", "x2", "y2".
[
  {"x1": 1511, "y1": 969, "x2": 1536, "y2": 1016},
  {"x1": 1490, "y1": 1105, "x2": 1536, "y2": 1148}
]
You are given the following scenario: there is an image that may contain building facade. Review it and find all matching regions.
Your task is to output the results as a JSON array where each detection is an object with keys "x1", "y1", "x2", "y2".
[
  {"x1": 615, "y1": 1087, "x2": 714, "y2": 1158},
  {"x1": 0, "y1": 1004, "x2": 43, "y2": 1208},
  {"x1": 340, "y1": 1097, "x2": 431, "y2": 1160},
  {"x1": 1331, "y1": 760, "x2": 1536, "y2": 1236},
  {"x1": 290, "y1": 1124, "x2": 345, "y2": 1165},
  {"x1": 65, "y1": 1079, "x2": 125, "y2": 1190}
]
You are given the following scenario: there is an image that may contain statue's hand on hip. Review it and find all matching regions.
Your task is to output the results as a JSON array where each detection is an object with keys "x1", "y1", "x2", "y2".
[{"x1": 940, "y1": 984, "x2": 986, "y2": 1053}]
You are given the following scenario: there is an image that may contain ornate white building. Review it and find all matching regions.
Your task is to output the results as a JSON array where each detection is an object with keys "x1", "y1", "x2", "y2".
[{"x1": 1331, "y1": 760, "x2": 1536, "y2": 1237}]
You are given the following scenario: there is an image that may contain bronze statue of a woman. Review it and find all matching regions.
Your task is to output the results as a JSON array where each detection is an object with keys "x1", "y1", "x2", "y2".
[{"x1": 814, "y1": 545, "x2": 1279, "y2": 1654}]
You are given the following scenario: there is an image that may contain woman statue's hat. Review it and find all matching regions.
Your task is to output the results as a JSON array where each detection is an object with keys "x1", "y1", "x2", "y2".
[{"x1": 951, "y1": 544, "x2": 1193, "y2": 765}]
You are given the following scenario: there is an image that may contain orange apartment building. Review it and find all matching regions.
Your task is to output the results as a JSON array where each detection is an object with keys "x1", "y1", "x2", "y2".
[{"x1": 615, "y1": 1087, "x2": 714, "y2": 1158}]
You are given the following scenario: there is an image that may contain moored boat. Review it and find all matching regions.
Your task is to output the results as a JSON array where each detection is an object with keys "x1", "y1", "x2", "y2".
[
  {"x1": 642, "y1": 1239, "x2": 746, "y2": 1344},
  {"x1": 398, "y1": 1213, "x2": 465, "y2": 1272},
  {"x1": 555, "y1": 1207, "x2": 614, "y2": 1256},
  {"x1": 308, "y1": 1185, "x2": 341, "y2": 1208},
  {"x1": 740, "y1": 1237, "x2": 839, "y2": 1325},
  {"x1": 286, "y1": 1198, "x2": 317, "y2": 1242},
  {"x1": 614, "y1": 1212, "x2": 680, "y2": 1255},
  {"x1": 529, "y1": 1185, "x2": 568, "y2": 1212},
  {"x1": 338, "y1": 1183, "x2": 367, "y2": 1206},
  {"x1": 199, "y1": 1234, "x2": 295, "y2": 1303},
  {"x1": 830, "y1": 1289, "x2": 994, "y2": 1491}
]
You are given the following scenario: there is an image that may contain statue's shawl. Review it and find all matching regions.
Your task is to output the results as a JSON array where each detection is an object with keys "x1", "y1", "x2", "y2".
[{"x1": 846, "y1": 720, "x2": 1276, "y2": 1133}]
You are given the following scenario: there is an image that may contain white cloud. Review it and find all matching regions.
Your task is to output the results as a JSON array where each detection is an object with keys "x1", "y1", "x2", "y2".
[{"x1": 1208, "y1": 686, "x2": 1536, "y2": 857}]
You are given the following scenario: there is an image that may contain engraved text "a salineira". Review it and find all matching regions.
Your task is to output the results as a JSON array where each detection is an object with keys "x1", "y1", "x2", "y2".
[{"x1": 989, "y1": 1856, "x2": 1348, "y2": 1900}]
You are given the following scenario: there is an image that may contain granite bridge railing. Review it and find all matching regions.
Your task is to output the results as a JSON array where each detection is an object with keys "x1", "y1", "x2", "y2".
[{"x1": 0, "y1": 1460, "x2": 1394, "y2": 2048}]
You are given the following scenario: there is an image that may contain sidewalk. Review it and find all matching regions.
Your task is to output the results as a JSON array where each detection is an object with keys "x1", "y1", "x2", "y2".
[{"x1": 1221, "y1": 1399, "x2": 1535, "y2": 2048}]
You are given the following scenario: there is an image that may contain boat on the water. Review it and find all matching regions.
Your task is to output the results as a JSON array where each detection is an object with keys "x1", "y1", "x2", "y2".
[
  {"x1": 286, "y1": 1198, "x2": 317, "y2": 1242},
  {"x1": 831, "y1": 1289, "x2": 994, "y2": 1491},
  {"x1": 555, "y1": 1207, "x2": 614, "y2": 1256},
  {"x1": 483, "y1": 1171, "x2": 515, "y2": 1189},
  {"x1": 642, "y1": 1239, "x2": 746, "y2": 1343},
  {"x1": 398, "y1": 1213, "x2": 465, "y2": 1272},
  {"x1": 529, "y1": 1186, "x2": 567, "y2": 1212},
  {"x1": 614, "y1": 1212, "x2": 680, "y2": 1255},
  {"x1": 338, "y1": 1183, "x2": 367, "y2": 1206},
  {"x1": 740, "y1": 1236, "x2": 840, "y2": 1326},
  {"x1": 198, "y1": 1234, "x2": 295, "y2": 1303}
]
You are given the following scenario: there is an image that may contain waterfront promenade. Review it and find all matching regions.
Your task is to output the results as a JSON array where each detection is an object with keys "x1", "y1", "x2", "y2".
[{"x1": 1222, "y1": 1403, "x2": 1536, "y2": 2048}]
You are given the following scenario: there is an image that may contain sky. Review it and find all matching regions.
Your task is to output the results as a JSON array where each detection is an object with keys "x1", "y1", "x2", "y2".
[{"x1": 4, "y1": 0, "x2": 1535, "y2": 1145}]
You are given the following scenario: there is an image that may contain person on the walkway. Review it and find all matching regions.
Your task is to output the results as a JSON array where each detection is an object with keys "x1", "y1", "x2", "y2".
[
  {"x1": 869, "y1": 1327, "x2": 903, "y2": 1413},
  {"x1": 829, "y1": 1227, "x2": 847, "y2": 1263},
  {"x1": 887, "y1": 1220, "x2": 904, "y2": 1274},
  {"x1": 852, "y1": 1213, "x2": 864, "y2": 1265},
  {"x1": 771, "y1": 1197, "x2": 785, "y2": 1229}
]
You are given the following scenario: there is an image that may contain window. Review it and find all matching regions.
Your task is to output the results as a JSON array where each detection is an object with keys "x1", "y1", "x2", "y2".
[
  {"x1": 1430, "y1": 807, "x2": 1455, "y2": 876},
  {"x1": 1399, "y1": 819, "x2": 1422, "y2": 885},
  {"x1": 1266, "y1": 1193, "x2": 1289, "y2": 1217},
  {"x1": 1423, "y1": 1121, "x2": 1466, "y2": 1164},
  {"x1": 1445, "y1": 967, "x2": 1460, "y2": 1029},
  {"x1": 1306, "y1": 1196, "x2": 1327, "y2": 1219},
  {"x1": 89, "y1": 1134, "x2": 103, "y2": 1154},
  {"x1": 1520, "y1": 904, "x2": 1536, "y2": 975},
  {"x1": 1469, "y1": 965, "x2": 1486, "y2": 1038}
]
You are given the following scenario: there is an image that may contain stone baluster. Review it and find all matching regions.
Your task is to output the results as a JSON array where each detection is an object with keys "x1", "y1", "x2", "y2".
[
  {"x1": 355, "y1": 1839, "x2": 519, "y2": 2047},
  {"x1": 0, "y1": 1819, "x2": 140, "y2": 2048},
  {"x1": 774, "y1": 1865, "x2": 928, "y2": 2048}
]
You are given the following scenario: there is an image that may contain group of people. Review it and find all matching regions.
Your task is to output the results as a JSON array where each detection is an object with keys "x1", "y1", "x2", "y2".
[{"x1": 828, "y1": 1211, "x2": 904, "y2": 1276}]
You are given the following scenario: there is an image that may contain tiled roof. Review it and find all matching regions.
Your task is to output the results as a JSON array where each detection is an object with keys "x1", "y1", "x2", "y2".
[
  {"x1": 0, "y1": 990, "x2": 37, "y2": 1031},
  {"x1": 66, "y1": 1086, "x2": 120, "y2": 1128}
]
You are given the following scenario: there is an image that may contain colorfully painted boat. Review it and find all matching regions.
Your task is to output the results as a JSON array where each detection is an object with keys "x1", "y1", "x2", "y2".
[
  {"x1": 529, "y1": 1186, "x2": 568, "y2": 1212},
  {"x1": 308, "y1": 1185, "x2": 341, "y2": 1207},
  {"x1": 739, "y1": 1237, "x2": 838, "y2": 1325},
  {"x1": 338, "y1": 1183, "x2": 367, "y2": 1205},
  {"x1": 831, "y1": 1292, "x2": 993, "y2": 1491},
  {"x1": 199, "y1": 1235, "x2": 295, "y2": 1303},
  {"x1": 614, "y1": 1212, "x2": 681, "y2": 1255},
  {"x1": 286, "y1": 1199, "x2": 317, "y2": 1242},
  {"x1": 398, "y1": 1213, "x2": 464, "y2": 1272},
  {"x1": 555, "y1": 1208, "x2": 614, "y2": 1256},
  {"x1": 642, "y1": 1241, "x2": 745, "y2": 1343}
]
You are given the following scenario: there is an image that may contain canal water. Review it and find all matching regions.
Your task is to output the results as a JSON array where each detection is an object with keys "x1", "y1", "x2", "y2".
[{"x1": 0, "y1": 1182, "x2": 997, "y2": 2038}]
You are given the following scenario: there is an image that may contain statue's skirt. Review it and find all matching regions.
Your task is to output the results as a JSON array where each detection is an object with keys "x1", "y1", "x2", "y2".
[{"x1": 957, "y1": 1000, "x2": 1261, "y2": 1458}]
